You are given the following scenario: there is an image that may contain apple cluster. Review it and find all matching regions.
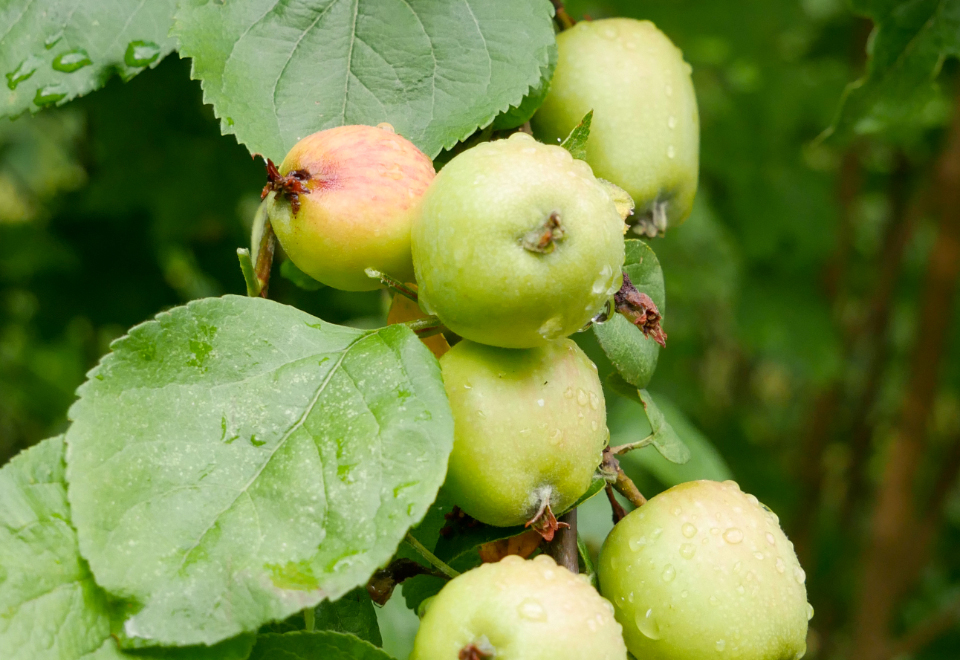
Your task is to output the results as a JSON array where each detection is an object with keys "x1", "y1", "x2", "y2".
[{"x1": 262, "y1": 16, "x2": 809, "y2": 660}]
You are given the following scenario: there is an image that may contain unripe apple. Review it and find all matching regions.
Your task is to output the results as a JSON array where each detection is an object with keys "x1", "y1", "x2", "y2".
[
  {"x1": 598, "y1": 480, "x2": 811, "y2": 660},
  {"x1": 412, "y1": 133, "x2": 625, "y2": 349},
  {"x1": 266, "y1": 124, "x2": 435, "y2": 291},
  {"x1": 411, "y1": 554, "x2": 627, "y2": 660},
  {"x1": 532, "y1": 18, "x2": 699, "y2": 234},
  {"x1": 440, "y1": 338, "x2": 607, "y2": 530}
]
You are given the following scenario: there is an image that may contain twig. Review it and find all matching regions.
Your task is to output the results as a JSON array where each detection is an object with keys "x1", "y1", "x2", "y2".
[
  {"x1": 405, "y1": 316, "x2": 446, "y2": 338},
  {"x1": 604, "y1": 483, "x2": 627, "y2": 523},
  {"x1": 546, "y1": 509, "x2": 578, "y2": 573},
  {"x1": 602, "y1": 449, "x2": 647, "y2": 509},
  {"x1": 608, "y1": 434, "x2": 654, "y2": 456},
  {"x1": 254, "y1": 219, "x2": 276, "y2": 299},
  {"x1": 549, "y1": 0, "x2": 575, "y2": 30},
  {"x1": 404, "y1": 533, "x2": 460, "y2": 579}
]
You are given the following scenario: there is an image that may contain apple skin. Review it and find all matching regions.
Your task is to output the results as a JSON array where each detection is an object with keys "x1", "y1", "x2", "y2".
[
  {"x1": 598, "y1": 480, "x2": 810, "y2": 660},
  {"x1": 267, "y1": 124, "x2": 435, "y2": 291},
  {"x1": 412, "y1": 132, "x2": 625, "y2": 349},
  {"x1": 440, "y1": 338, "x2": 607, "y2": 528},
  {"x1": 411, "y1": 555, "x2": 628, "y2": 660},
  {"x1": 532, "y1": 18, "x2": 699, "y2": 231}
]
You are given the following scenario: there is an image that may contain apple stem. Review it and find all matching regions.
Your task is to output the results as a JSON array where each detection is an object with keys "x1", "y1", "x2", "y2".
[
  {"x1": 405, "y1": 315, "x2": 446, "y2": 338},
  {"x1": 237, "y1": 248, "x2": 261, "y2": 297},
  {"x1": 602, "y1": 447, "x2": 648, "y2": 511},
  {"x1": 608, "y1": 433, "x2": 655, "y2": 455},
  {"x1": 546, "y1": 508, "x2": 579, "y2": 573},
  {"x1": 550, "y1": 0, "x2": 576, "y2": 30},
  {"x1": 404, "y1": 532, "x2": 460, "y2": 579},
  {"x1": 604, "y1": 483, "x2": 628, "y2": 523},
  {"x1": 364, "y1": 268, "x2": 419, "y2": 302}
]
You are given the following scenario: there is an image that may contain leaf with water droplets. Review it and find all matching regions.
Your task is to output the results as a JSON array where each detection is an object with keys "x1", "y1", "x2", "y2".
[
  {"x1": 593, "y1": 239, "x2": 665, "y2": 389},
  {"x1": 0, "y1": 0, "x2": 177, "y2": 118},
  {"x1": 172, "y1": 0, "x2": 557, "y2": 160},
  {"x1": 249, "y1": 631, "x2": 393, "y2": 660},
  {"x1": 65, "y1": 295, "x2": 454, "y2": 647},
  {"x1": 0, "y1": 437, "x2": 255, "y2": 660}
]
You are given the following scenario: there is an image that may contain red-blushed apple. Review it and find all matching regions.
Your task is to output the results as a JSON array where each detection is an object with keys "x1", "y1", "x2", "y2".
[{"x1": 266, "y1": 124, "x2": 435, "y2": 291}]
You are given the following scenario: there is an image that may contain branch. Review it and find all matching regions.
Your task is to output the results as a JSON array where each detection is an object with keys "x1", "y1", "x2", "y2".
[
  {"x1": 546, "y1": 508, "x2": 579, "y2": 573},
  {"x1": 602, "y1": 448, "x2": 647, "y2": 509},
  {"x1": 604, "y1": 483, "x2": 627, "y2": 524}
]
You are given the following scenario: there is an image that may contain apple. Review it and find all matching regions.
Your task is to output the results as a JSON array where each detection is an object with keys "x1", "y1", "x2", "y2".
[
  {"x1": 440, "y1": 338, "x2": 607, "y2": 531},
  {"x1": 412, "y1": 132, "x2": 625, "y2": 349},
  {"x1": 266, "y1": 124, "x2": 435, "y2": 291},
  {"x1": 532, "y1": 18, "x2": 699, "y2": 235},
  {"x1": 598, "y1": 480, "x2": 811, "y2": 660},
  {"x1": 411, "y1": 555, "x2": 627, "y2": 660}
]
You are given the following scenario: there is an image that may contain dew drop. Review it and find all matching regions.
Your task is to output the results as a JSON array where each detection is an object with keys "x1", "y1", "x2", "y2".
[
  {"x1": 549, "y1": 428, "x2": 563, "y2": 445},
  {"x1": 754, "y1": 552, "x2": 764, "y2": 560},
  {"x1": 651, "y1": 528, "x2": 663, "y2": 539},
  {"x1": 52, "y1": 48, "x2": 91, "y2": 72},
  {"x1": 665, "y1": 84, "x2": 674, "y2": 97},
  {"x1": 667, "y1": 145, "x2": 676, "y2": 159},
  {"x1": 775, "y1": 558, "x2": 786, "y2": 573},
  {"x1": 711, "y1": 527, "x2": 721, "y2": 535},
  {"x1": 588, "y1": 391, "x2": 600, "y2": 410},
  {"x1": 668, "y1": 115, "x2": 677, "y2": 129},
  {"x1": 679, "y1": 543, "x2": 696, "y2": 559},
  {"x1": 673, "y1": 507, "x2": 683, "y2": 516},
  {"x1": 661, "y1": 564, "x2": 676, "y2": 582},
  {"x1": 766, "y1": 533, "x2": 776, "y2": 546},
  {"x1": 716, "y1": 639, "x2": 726, "y2": 652},
  {"x1": 376, "y1": 122, "x2": 396, "y2": 133},
  {"x1": 588, "y1": 619, "x2": 597, "y2": 632},
  {"x1": 125, "y1": 40, "x2": 161, "y2": 68},
  {"x1": 603, "y1": 28, "x2": 617, "y2": 39},
  {"x1": 519, "y1": 428, "x2": 532, "y2": 438},
  {"x1": 542, "y1": 569, "x2": 555, "y2": 580},
  {"x1": 681, "y1": 523, "x2": 697, "y2": 538},
  {"x1": 807, "y1": 603, "x2": 815, "y2": 620},
  {"x1": 537, "y1": 398, "x2": 545, "y2": 407},
  {"x1": 636, "y1": 608, "x2": 661, "y2": 640},
  {"x1": 629, "y1": 536, "x2": 646, "y2": 552},
  {"x1": 733, "y1": 561, "x2": 742, "y2": 573},
  {"x1": 44, "y1": 30, "x2": 64, "y2": 49},
  {"x1": 577, "y1": 389, "x2": 588, "y2": 406},
  {"x1": 736, "y1": 585, "x2": 745, "y2": 595},
  {"x1": 723, "y1": 528, "x2": 743, "y2": 544},
  {"x1": 591, "y1": 420, "x2": 599, "y2": 431},
  {"x1": 34, "y1": 84, "x2": 66, "y2": 107},
  {"x1": 6, "y1": 56, "x2": 41, "y2": 90},
  {"x1": 518, "y1": 598, "x2": 547, "y2": 621},
  {"x1": 723, "y1": 480, "x2": 740, "y2": 490},
  {"x1": 746, "y1": 494, "x2": 760, "y2": 506},
  {"x1": 794, "y1": 567, "x2": 806, "y2": 584},
  {"x1": 564, "y1": 387, "x2": 575, "y2": 399}
]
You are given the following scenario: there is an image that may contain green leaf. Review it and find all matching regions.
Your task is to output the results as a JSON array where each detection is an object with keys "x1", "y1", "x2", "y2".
[
  {"x1": 825, "y1": 0, "x2": 960, "y2": 139},
  {"x1": 65, "y1": 295, "x2": 454, "y2": 647},
  {"x1": 492, "y1": 41, "x2": 558, "y2": 131},
  {"x1": 0, "y1": 0, "x2": 177, "y2": 119},
  {"x1": 559, "y1": 110, "x2": 593, "y2": 161},
  {"x1": 577, "y1": 534, "x2": 597, "y2": 588},
  {"x1": 174, "y1": 0, "x2": 557, "y2": 160},
  {"x1": 0, "y1": 437, "x2": 255, "y2": 660},
  {"x1": 280, "y1": 260, "x2": 326, "y2": 292},
  {"x1": 261, "y1": 588, "x2": 381, "y2": 647},
  {"x1": 249, "y1": 631, "x2": 393, "y2": 660},
  {"x1": 607, "y1": 375, "x2": 690, "y2": 465},
  {"x1": 593, "y1": 240, "x2": 665, "y2": 389}
]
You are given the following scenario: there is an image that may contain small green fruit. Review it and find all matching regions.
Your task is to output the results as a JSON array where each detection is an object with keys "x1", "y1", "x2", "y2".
[
  {"x1": 598, "y1": 480, "x2": 810, "y2": 660},
  {"x1": 412, "y1": 133, "x2": 625, "y2": 348},
  {"x1": 440, "y1": 338, "x2": 607, "y2": 529},
  {"x1": 411, "y1": 555, "x2": 628, "y2": 660},
  {"x1": 532, "y1": 18, "x2": 699, "y2": 234},
  {"x1": 267, "y1": 124, "x2": 435, "y2": 291}
]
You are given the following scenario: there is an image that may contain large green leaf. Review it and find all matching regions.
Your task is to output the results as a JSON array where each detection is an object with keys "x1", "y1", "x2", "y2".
[
  {"x1": 826, "y1": 0, "x2": 960, "y2": 138},
  {"x1": 0, "y1": 0, "x2": 177, "y2": 119},
  {"x1": 65, "y1": 295, "x2": 454, "y2": 647},
  {"x1": 593, "y1": 240, "x2": 665, "y2": 389},
  {"x1": 0, "y1": 437, "x2": 255, "y2": 660},
  {"x1": 174, "y1": 0, "x2": 557, "y2": 160},
  {"x1": 249, "y1": 631, "x2": 393, "y2": 660},
  {"x1": 261, "y1": 587, "x2": 381, "y2": 647}
]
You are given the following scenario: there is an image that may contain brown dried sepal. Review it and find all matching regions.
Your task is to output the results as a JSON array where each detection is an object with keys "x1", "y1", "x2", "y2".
[
  {"x1": 261, "y1": 158, "x2": 311, "y2": 215},
  {"x1": 614, "y1": 272, "x2": 667, "y2": 348},
  {"x1": 525, "y1": 499, "x2": 569, "y2": 542},
  {"x1": 366, "y1": 558, "x2": 440, "y2": 605},
  {"x1": 521, "y1": 212, "x2": 565, "y2": 254},
  {"x1": 459, "y1": 643, "x2": 495, "y2": 660},
  {"x1": 478, "y1": 529, "x2": 543, "y2": 563}
]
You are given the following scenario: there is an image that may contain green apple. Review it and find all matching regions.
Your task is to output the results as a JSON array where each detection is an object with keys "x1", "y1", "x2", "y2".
[
  {"x1": 598, "y1": 480, "x2": 811, "y2": 660},
  {"x1": 532, "y1": 18, "x2": 699, "y2": 235},
  {"x1": 412, "y1": 132, "x2": 625, "y2": 349},
  {"x1": 440, "y1": 338, "x2": 607, "y2": 529},
  {"x1": 266, "y1": 124, "x2": 435, "y2": 291},
  {"x1": 411, "y1": 554, "x2": 628, "y2": 660}
]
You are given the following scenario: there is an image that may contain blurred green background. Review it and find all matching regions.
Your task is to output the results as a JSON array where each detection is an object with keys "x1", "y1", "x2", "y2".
[{"x1": 3, "y1": 1, "x2": 960, "y2": 659}]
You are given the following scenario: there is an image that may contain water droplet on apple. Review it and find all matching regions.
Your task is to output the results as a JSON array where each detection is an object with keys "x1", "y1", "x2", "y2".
[
  {"x1": 716, "y1": 639, "x2": 726, "y2": 652},
  {"x1": 661, "y1": 564, "x2": 676, "y2": 582},
  {"x1": 776, "y1": 558, "x2": 786, "y2": 573},
  {"x1": 723, "y1": 528, "x2": 743, "y2": 544},
  {"x1": 636, "y1": 608, "x2": 661, "y2": 640},
  {"x1": 682, "y1": 523, "x2": 697, "y2": 538},
  {"x1": 679, "y1": 543, "x2": 696, "y2": 559},
  {"x1": 376, "y1": 122, "x2": 395, "y2": 133},
  {"x1": 794, "y1": 567, "x2": 806, "y2": 584},
  {"x1": 518, "y1": 598, "x2": 547, "y2": 621}
]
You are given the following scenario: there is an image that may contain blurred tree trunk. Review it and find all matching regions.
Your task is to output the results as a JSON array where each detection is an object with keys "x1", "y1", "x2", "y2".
[{"x1": 851, "y1": 89, "x2": 960, "y2": 660}]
